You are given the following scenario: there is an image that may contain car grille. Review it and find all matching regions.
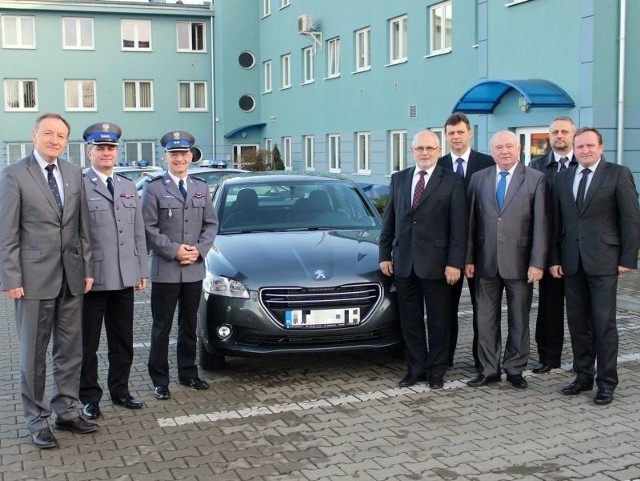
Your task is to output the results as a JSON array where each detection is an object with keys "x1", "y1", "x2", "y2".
[
  {"x1": 239, "y1": 327, "x2": 399, "y2": 347},
  {"x1": 260, "y1": 283, "x2": 382, "y2": 327}
]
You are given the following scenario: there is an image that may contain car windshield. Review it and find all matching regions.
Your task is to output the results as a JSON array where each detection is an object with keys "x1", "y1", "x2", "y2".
[{"x1": 218, "y1": 180, "x2": 380, "y2": 233}]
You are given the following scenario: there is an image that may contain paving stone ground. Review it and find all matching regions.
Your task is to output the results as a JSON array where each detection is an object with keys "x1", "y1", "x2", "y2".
[{"x1": 1, "y1": 272, "x2": 639, "y2": 481}]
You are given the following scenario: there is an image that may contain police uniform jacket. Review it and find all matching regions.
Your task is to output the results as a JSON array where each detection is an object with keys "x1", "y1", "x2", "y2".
[
  {"x1": 141, "y1": 173, "x2": 218, "y2": 283},
  {"x1": 84, "y1": 168, "x2": 148, "y2": 290}
]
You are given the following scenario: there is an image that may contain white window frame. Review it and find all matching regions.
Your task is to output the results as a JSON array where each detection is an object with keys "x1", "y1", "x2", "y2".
[
  {"x1": 4, "y1": 79, "x2": 37, "y2": 111},
  {"x1": 121, "y1": 19, "x2": 152, "y2": 51},
  {"x1": 389, "y1": 15, "x2": 408, "y2": 64},
  {"x1": 178, "y1": 81, "x2": 207, "y2": 111},
  {"x1": 1, "y1": 16, "x2": 35, "y2": 49},
  {"x1": 65, "y1": 142, "x2": 89, "y2": 167},
  {"x1": 62, "y1": 17, "x2": 94, "y2": 50},
  {"x1": 280, "y1": 0, "x2": 290, "y2": 9},
  {"x1": 281, "y1": 54, "x2": 291, "y2": 89},
  {"x1": 328, "y1": 134, "x2": 341, "y2": 172},
  {"x1": 390, "y1": 130, "x2": 407, "y2": 173},
  {"x1": 263, "y1": 60, "x2": 272, "y2": 93},
  {"x1": 355, "y1": 27, "x2": 371, "y2": 72},
  {"x1": 6, "y1": 143, "x2": 31, "y2": 164},
  {"x1": 356, "y1": 132, "x2": 371, "y2": 174},
  {"x1": 64, "y1": 80, "x2": 97, "y2": 111},
  {"x1": 176, "y1": 21, "x2": 206, "y2": 52},
  {"x1": 304, "y1": 135, "x2": 315, "y2": 170},
  {"x1": 431, "y1": 128, "x2": 449, "y2": 157},
  {"x1": 516, "y1": 126, "x2": 549, "y2": 165},
  {"x1": 302, "y1": 46, "x2": 315, "y2": 84},
  {"x1": 283, "y1": 136, "x2": 292, "y2": 170},
  {"x1": 262, "y1": 0, "x2": 271, "y2": 17},
  {"x1": 429, "y1": 1, "x2": 452, "y2": 56},
  {"x1": 264, "y1": 138, "x2": 273, "y2": 156},
  {"x1": 123, "y1": 80, "x2": 153, "y2": 111},
  {"x1": 327, "y1": 37, "x2": 340, "y2": 78},
  {"x1": 125, "y1": 141, "x2": 156, "y2": 165}
]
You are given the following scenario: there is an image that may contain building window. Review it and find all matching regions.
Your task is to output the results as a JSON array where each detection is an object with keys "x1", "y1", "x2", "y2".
[
  {"x1": 304, "y1": 135, "x2": 315, "y2": 170},
  {"x1": 302, "y1": 46, "x2": 314, "y2": 84},
  {"x1": 239, "y1": 95, "x2": 255, "y2": 112},
  {"x1": 65, "y1": 142, "x2": 88, "y2": 167},
  {"x1": 177, "y1": 21, "x2": 205, "y2": 52},
  {"x1": 280, "y1": 0, "x2": 290, "y2": 8},
  {"x1": 238, "y1": 51, "x2": 255, "y2": 69},
  {"x1": 5, "y1": 143, "x2": 30, "y2": 165},
  {"x1": 356, "y1": 132, "x2": 371, "y2": 173},
  {"x1": 355, "y1": 27, "x2": 371, "y2": 72},
  {"x1": 430, "y1": 1, "x2": 452, "y2": 55},
  {"x1": 64, "y1": 80, "x2": 96, "y2": 111},
  {"x1": 283, "y1": 136, "x2": 292, "y2": 170},
  {"x1": 389, "y1": 15, "x2": 408, "y2": 63},
  {"x1": 263, "y1": 0, "x2": 271, "y2": 17},
  {"x1": 328, "y1": 134, "x2": 341, "y2": 172},
  {"x1": 431, "y1": 128, "x2": 449, "y2": 156},
  {"x1": 123, "y1": 81, "x2": 153, "y2": 110},
  {"x1": 281, "y1": 54, "x2": 291, "y2": 89},
  {"x1": 263, "y1": 60, "x2": 272, "y2": 93},
  {"x1": 125, "y1": 141, "x2": 155, "y2": 165},
  {"x1": 390, "y1": 130, "x2": 407, "y2": 172},
  {"x1": 1, "y1": 16, "x2": 35, "y2": 49},
  {"x1": 327, "y1": 37, "x2": 340, "y2": 78},
  {"x1": 4, "y1": 79, "x2": 37, "y2": 111},
  {"x1": 62, "y1": 17, "x2": 94, "y2": 50},
  {"x1": 179, "y1": 81, "x2": 207, "y2": 111},
  {"x1": 264, "y1": 138, "x2": 273, "y2": 157},
  {"x1": 121, "y1": 19, "x2": 151, "y2": 50}
]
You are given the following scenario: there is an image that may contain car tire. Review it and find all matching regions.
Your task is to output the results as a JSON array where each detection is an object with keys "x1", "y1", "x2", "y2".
[{"x1": 198, "y1": 338, "x2": 226, "y2": 371}]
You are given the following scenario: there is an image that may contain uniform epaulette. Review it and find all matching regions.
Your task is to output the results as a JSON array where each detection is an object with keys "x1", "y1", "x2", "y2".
[
  {"x1": 114, "y1": 172, "x2": 133, "y2": 182},
  {"x1": 148, "y1": 175, "x2": 165, "y2": 182},
  {"x1": 189, "y1": 175, "x2": 207, "y2": 183}
]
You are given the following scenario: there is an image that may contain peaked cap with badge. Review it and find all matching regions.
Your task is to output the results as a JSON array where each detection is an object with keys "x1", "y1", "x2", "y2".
[
  {"x1": 160, "y1": 131, "x2": 195, "y2": 152},
  {"x1": 83, "y1": 122, "x2": 122, "y2": 146}
]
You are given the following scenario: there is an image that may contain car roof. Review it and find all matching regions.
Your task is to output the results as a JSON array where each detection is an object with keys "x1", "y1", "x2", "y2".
[{"x1": 219, "y1": 171, "x2": 353, "y2": 187}]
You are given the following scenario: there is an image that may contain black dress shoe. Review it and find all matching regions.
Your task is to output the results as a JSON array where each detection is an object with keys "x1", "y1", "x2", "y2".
[
  {"x1": 467, "y1": 374, "x2": 501, "y2": 387},
  {"x1": 398, "y1": 373, "x2": 427, "y2": 388},
  {"x1": 506, "y1": 374, "x2": 528, "y2": 389},
  {"x1": 594, "y1": 388, "x2": 614, "y2": 405},
  {"x1": 31, "y1": 427, "x2": 58, "y2": 449},
  {"x1": 179, "y1": 378, "x2": 209, "y2": 390},
  {"x1": 112, "y1": 394, "x2": 144, "y2": 409},
  {"x1": 55, "y1": 416, "x2": 98, "y2": 434},
  {"x1": 532, "y1": 363, "x2": 559, "y2": 374},
  {"x1": 82, "y1": 402, "x2": 100, "y2": 419},
  {"x1": 429, "y1": 376, "x2": 444, "y2": 389},
  {"x1": 561, "y1": 379, "x2": 593, "y2": 395},
  {"x1": 154, "y1": 385, "x2": 171, "y2": 400}
]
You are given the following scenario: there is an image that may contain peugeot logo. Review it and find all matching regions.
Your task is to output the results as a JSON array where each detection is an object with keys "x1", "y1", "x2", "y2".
[{"x1": 314, "y1": 269, "x2": 326, "y2": 280}]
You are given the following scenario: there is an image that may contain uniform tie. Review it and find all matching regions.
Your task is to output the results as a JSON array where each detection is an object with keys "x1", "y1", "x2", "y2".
[
  {"x1": 106, "y1": 176, "x2": 114, "y2": 196},
  {"x1": 179, "y1": 179, "x2": 187, "y2": 200},
  {"x1": 45, "y1": 164, "x2": 63, "y2": 213},
  {"x1": 496, "y1": 171, "x2": 509, "y2": 211},
  {"x1": 576, "y1": 168, "x2": 591, "y2": 211},
  {"x1": 412, "y1": 171, "x2": 427, "y2": 210},
  {"x1": 455, "y1": 158, "x2": 465, "y2": 177}
]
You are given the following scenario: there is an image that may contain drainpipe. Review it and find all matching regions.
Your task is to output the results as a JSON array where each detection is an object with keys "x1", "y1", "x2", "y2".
[
  {"x1": 210, "y1": 4, "x2": 216, "y2": 159},
  {"x1": 616, "y1": 0, "x2": 626, "y2": 165}
]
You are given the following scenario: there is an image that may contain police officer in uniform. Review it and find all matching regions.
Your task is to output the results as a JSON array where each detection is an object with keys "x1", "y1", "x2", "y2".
[
  {"x1": 80, "y1": 122, "x2": 148, "y2": 418},
  {"x1": 142, "y1": 131, "x2": 218, "y2": 400}
]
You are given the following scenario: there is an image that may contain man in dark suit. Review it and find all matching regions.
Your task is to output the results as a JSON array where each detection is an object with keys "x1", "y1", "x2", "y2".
[
  {"x1": 466, "y1": 131, "x2": 549, "y2": 390},
  {"x1": 529, "y1": 117, "x2": 577, "y2": 374},
  {"x1": 80, "y1": 122, "x2": 149, "y2": 420},
  {"x1": 142, "y1": 131, "x2": 218, "y2": 400},
  {"x1": 0, "y1": 113, "x2": 97, "y2": 449},
  {"x1": 550, "y1": 127, "x2": 640, "y2": 405},
  {"x1": 379, "y1": 130, "x2": 468, "y2": 389},
  {"x1": 437, "y1": 112, "x2": 495, "y2": 368}
]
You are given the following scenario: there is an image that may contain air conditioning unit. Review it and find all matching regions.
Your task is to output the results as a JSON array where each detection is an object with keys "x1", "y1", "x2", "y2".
[{"x1": 297, "y1": 14, "x2": 313, "y2": 34}]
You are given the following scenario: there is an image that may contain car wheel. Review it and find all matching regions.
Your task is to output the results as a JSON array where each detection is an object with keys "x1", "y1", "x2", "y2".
[{"x1": 198, "y1": 337, "x2": 226, "y2": 371}]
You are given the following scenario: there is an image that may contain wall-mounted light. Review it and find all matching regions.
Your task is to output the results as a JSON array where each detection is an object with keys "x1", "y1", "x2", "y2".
[
  {"x1": 241, "y1": 132, "x2": 247, "y2": 138},
  {"x1": 519, "y1": 96, "x2": 531, "y2": 113}
]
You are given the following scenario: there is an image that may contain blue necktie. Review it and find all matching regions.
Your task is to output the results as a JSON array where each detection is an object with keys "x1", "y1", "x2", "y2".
[
  {"x1": 496, "y1": 171, "x2": 509, "y2": 211},
  {"x1": 179, "y1": 179, "x2": 187, "y2": 200},
  {"x1": 455, "y1": 158, "x2": 464, "y2": 177}
]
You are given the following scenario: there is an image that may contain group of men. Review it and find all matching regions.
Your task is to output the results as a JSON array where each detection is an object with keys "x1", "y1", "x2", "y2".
[
  {"x1": 380, "y1": 113, "x2": 640, "y2": 406},
  {"x1": 0, "y1": 113, "x2": 218, "y2": 449}
]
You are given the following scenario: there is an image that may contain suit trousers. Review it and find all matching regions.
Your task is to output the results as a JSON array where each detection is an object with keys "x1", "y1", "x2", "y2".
[
  {"x1": 80, "y1": 288, "x2": 135, "y2": 404},
  {"x1": 395, "y1": 272, "x2": 451, "y2": 379},
  {"x1": 449, "y1": 276, "x2": 479, "y2": 366},
  {"x1": 534, "y1": 274, "x2": 565, "y2": 366},
  {"x1": 15, "y1": 282, "x2": 83, "y2": 432},
  {"x1": 564, "y1": 266, "x2": 618, "y2": 390},
  {"x1": 148, "y1": 281, "x2": 203, "y2": 386},
  {"x1": 475, "y1": 276, "x2": 532, "y2": 377}
]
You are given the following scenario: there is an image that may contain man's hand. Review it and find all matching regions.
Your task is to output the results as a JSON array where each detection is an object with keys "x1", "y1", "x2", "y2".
[
  {"x1": 549, "y1": 265, "x2": 563, "y2": 279},
  {"x1": 135, "y1": 278, "x2": 148, "y2": 290},
  {"x1": 3, "y1": 287, "x2": 24, "y2": 299},
  {"x1": 84, "y1": 278, "x2": 94, "y2": 293},
  {"x1": 619, "y1": 266, "x2": 632, "y2": 275},
  {"x1": 445, "y1": 266, "x2": 461, "y2": 285},
  {"x1": 465, "y1": 264, "x2": 475, "y2": 279},
  {"x1": 527, "y1": 266, "x2": 544, "y2": 283},
  {"x1": 176, "y1": 244, "x2": 200, "y2": 265},
  {"x1": 379, "y1": 261, "x2": 393, "y2": 277}
]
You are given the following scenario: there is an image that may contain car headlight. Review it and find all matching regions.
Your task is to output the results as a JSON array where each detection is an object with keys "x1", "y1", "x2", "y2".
[{"x1": 203, "y1": 272, "x2": 249, "y2": 299}]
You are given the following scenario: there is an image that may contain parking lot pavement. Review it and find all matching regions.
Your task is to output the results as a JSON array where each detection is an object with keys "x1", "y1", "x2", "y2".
[{"x1": 1, "y1": 272, "x2": 640, "y2": 481}]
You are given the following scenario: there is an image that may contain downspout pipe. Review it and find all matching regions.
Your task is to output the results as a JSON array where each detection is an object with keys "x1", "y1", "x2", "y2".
[{"x1": 616, "y1": 0, "x2": 626, "y2": 165}]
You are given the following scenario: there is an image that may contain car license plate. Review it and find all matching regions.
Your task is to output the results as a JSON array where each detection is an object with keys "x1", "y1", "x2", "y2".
[{"x1": 284, "y1": 308, "x2": 360, "y2": 328}]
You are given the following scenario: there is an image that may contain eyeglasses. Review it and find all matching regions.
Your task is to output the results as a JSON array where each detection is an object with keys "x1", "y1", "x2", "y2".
[{"x1": 413, "y1": 146, "x2": 440, "y2": 153}]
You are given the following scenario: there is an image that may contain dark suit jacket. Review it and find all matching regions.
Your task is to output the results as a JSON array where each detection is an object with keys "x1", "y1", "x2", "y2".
[
  {"x1": 529, "y1": 152, "x2": 577, "y2": 191},
  {"x1": 466, "y1": 162, "x2": 549, "y2": 279},
  {"x1": 551, "y1": 157, "x2": 640, "y2": 276},
  {"x1": 0, "y1": 153, "x2": 92, "y2": 298},
  {"x1": 437, "y1": 150, "x2": 495, "y2": 189},
  {"x1": 379, "y1": 165, "x2": 468, "y2": 279}
]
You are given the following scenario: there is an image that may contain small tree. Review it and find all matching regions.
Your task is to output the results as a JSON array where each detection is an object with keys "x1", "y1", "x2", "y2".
[
  {"x1": 242, "y1": 149, "x2": 272, "y2": 171},
  {"x1": 272, "y1": 145, "x2": 284, "y2": 170}
]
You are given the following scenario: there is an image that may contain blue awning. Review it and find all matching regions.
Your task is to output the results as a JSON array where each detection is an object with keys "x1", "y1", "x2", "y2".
[
  {"x1": 453, "y1": 79, "x2": 575, "y2": 114},
  {"x1": 223, "y1": 123, "x2": 266, "y2": 139}
]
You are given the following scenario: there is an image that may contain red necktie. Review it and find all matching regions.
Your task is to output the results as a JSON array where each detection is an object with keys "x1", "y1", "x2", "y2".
[{"x1": 412, "y1": 171, "x2": 426, "y2": 210}]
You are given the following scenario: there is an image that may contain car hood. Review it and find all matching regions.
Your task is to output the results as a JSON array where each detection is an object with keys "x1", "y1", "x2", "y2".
[{"x1": 208, "y1": 229, "x2": 383, "y2": 288}]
